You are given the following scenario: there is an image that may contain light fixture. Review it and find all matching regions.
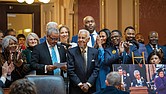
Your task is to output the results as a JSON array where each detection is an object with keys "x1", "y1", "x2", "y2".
[
  {"x1": 25, "y1": 0, "x2": 34, "y2": 4},
  {"x1": 39, "y1": 0, "x2": 50, "y2": 3},
  {"x1": 17, "y1": 0, "x2": 50, "y2": 4},
  {"x1": 24, "y1": 29, "x2": 31, "y2": 32},
  {"x1": 17, "y1": 0, "x2": 24, "y2": 3}
]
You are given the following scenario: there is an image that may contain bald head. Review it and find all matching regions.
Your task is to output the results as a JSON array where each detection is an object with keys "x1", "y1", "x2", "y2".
[
  {"x1": 148, "y1": 31, "x2": 158, "y2": 45},
  {"x1": 83, "y1": 16, "x2": 96, "y2": 34}
]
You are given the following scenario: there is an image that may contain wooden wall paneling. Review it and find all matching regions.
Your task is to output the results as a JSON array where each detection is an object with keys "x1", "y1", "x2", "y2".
[
  {"x1": 104, "y1": 0, "x2": 119, "y2": 31},
  {"x1": 100, "y1": 0, "x2": 105, "y2": 29},
  {"x1": 67, "y1": 0, "x2": 75, "y2": 39},
  {"x1": 121, "y1": 0, "x2": 134, "y2": 38},
  {"x1": 40, "y1": 3, "x2": 55, "y2": 37}
]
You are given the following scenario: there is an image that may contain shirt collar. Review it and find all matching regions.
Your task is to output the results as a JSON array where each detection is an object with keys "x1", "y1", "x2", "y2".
[
  {"x1": 91, "y1": 30, "x2": 98, "y2": 35},
  {"x1": 46, "y1": 40, "x2": 57, "y2": 48},
  {"x1": 150, "y1": 44, "x2": 158, "y2": 49},
  {"x1": 80, "y1": 46, "x2": 88, "y2": 53}
]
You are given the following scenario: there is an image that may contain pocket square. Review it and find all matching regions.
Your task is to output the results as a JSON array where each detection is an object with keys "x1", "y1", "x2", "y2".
[{"x1": 91, "y1": 59, "x2": 95, "y2": 62}]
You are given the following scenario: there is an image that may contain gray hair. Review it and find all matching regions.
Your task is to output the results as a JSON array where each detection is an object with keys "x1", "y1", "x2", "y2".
[
  {"x1": 46, "y1": 22, "x2": 58, "y2": 31},
  {"x1": 47, "y1": 28, "x2": 59, "y2": 36},
  {"x1": 26, "y1": 33, "x2": 40, "y2": 47},
  {"x1": 106, "y1": 72, "x2": 121, "y2": 86},
  {"x1": 134, "y1": 70, "x2": 140, "y2": 76},
  {"x1": 2, "y1": 35, "x2": 17, "y2": 49},
  {"x1": 78, "y1": 29, "x2": 90, "y2": 38}
]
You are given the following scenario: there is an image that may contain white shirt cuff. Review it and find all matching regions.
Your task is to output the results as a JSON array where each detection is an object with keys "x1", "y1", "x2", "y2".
[
  {"x1": 0, "y1": 76, "x2": 6, "y2": 84},
  {"x1": 78, "y1": 82, "x2": 83, "y2": 86},
  {"x1": 45, "y1": 65, "x2": 48, "y2": 73},
  {"x1": 86, "y1": 82, "x2": 92, "y2": 87}
]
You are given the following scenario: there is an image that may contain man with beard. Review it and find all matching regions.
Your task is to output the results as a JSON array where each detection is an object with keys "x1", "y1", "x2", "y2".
[
  {"x1": 71, "y1": 16, "x2": 98, "y2": 47},
  {"x1": 124, "y1": 26, "x2": 148, "y2": 63},
  {"x1": 67, "y1": 29, "x2": 99, "y2": 94},
  {"x1": 104, "y1": 30, "x2": 138, "y2": 65},
  {"x1": 146, "y1": 31, "x2": 166, "y2": 63}
]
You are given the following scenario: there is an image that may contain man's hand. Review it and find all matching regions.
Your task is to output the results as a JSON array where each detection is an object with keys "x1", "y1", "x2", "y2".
[
  {"x1": 46, "y1": 65, "x2": 57, "y2": 71},
  {"x1": 119, "y1": 41, "x2": 124, "y2": 55},
  {"x1": 123, "y1": 41, "x2": 130, "y2": 54},
  {"x1": 60, "y1": 65, "x2": 67, "y2": 71},
  {"x1": 81, "y1": 83, "x2": 89, "y2": 93}
]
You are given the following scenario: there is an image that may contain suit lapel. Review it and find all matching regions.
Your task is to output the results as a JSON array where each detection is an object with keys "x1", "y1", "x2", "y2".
[
  {"x1": 57, "y1": 45, "x2": 62, "y2": 62},
  {"x1": 43, "y1": 42, "x2": 52, "y2": 64},
  {"x1": 76, "y1": 47, "x2": 86, "y2": 72},
  {"x1": 87, "y1": 47, "x2": 94, "y2": 72}
]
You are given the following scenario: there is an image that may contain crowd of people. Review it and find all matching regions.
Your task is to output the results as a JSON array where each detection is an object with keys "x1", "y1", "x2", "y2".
[{"x1": 0, "y1": 15, "x2": 166, "y2": 94}]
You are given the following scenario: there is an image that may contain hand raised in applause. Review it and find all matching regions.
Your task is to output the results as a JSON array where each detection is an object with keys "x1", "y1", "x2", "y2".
[
  {"x1": 8, "y1": 62, "x2": 15, "y2": 75},
  {"x1": 123, "y1": 41, "x2": 130, "y2": 54},
  {"x1": 95, "y1": 36, "x2": 102, "y2": 48},
  {"x1": 2, "y1": 62, "x2": 9, "y2": 78}
]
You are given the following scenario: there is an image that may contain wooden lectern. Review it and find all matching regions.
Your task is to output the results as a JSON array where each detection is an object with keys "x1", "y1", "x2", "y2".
[{"x1": 130, "y1": 86, "x2": 148, "y2": 94}]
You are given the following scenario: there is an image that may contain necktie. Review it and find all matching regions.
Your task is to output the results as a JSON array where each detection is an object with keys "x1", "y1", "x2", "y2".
[
  {"x1": 90, "y1": 34, "x2": 95, "y2": 46},
  {"x1": 51, "y1": 47, "x2": 60, "y2": 75},
  {"x1": 82, "y1": 49, "x2": 87, "y2": 72}
]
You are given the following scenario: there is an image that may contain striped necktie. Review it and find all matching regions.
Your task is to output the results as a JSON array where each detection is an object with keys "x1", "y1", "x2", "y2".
[
  {"x1": 82, "y1": 49, "x2": 87, "y2": 72},
  {"x1": 51, "y1": 47, "x2": 60, "y2": 75}
]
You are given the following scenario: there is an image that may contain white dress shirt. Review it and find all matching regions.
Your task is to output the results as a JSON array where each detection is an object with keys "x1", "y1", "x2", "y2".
[
  {"x1": 87, "y1": 30, "x2": 98, "y2": 47},
  {"x1": 45, "y1": 40, "x2": 60, "y2": 73}
]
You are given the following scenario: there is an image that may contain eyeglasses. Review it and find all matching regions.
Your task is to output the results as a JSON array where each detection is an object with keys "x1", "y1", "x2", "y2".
[
  {"x1": 8, "y1": 43, "x2": 18, "y2": 47},
  {"x1": 111, "y1": 36, "x2": 120, "y2": 39},
  {"x1": 48, "y1": 35, "x2": 59, "y2": 41}
]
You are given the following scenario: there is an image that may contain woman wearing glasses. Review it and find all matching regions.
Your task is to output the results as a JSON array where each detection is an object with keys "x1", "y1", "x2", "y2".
[{"x1": 0, "y1": 35, "x2": 30, "y2": 87}]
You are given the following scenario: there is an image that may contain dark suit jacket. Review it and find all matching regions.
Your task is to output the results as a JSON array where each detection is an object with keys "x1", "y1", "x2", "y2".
[
  {"x1": 104, "y1": 45, "x2": 140, "y2": 65},
  {"x1": 123, "y1": 75, "x2": 131, "y2": 91},
  {"x1": 22, "y1": 47, "x2": 33, "y2": 64},
  {"x1": 132, "y1": 78, "x2": 147, "y2": 87},
  {"x1": 0, "y1": 81, "x2": 3, "y2": 87},
  {"x1": 71, "y1": 35, "x2": 78, "y2": 43},
  {"x1": 67, "y1": 46, "x2": 99, "y2": 94},
  {"x1": 30, "y1": 41, "x2": 66, "y2": 75},
  {"x1": 93, "y1": 86, "x2": 129, "y2": 94},
  {"x1": 146, "y1": 44, "x2": 166, "y2": 63}
]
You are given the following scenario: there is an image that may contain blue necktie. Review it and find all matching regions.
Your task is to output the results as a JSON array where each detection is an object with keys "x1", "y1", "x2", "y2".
[
  {"x1": 51, "y1": 47, "x2": 60, "y2": 75},
  {"x1": 90, "y1": 34, "x2": 95, "y2": 46}
]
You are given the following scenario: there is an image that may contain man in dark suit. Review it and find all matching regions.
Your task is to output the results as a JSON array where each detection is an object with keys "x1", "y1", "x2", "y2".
[
  {"x1": 117, "y1": 67, "x2": 131, "y2": 92},
  {"x1": 71, "y1": 16, "x2": 98, "y2": 47},
  {"x1": 124, "y1": 26, "x2": 148, "y2": 62},
  {"x1": 132, "y1": 70, "x2": 147, "y2": 87},
  {"x1": 104, "y1": 30, "x2": 139, "y2": 65},
  {"x1": 67, "y1": 29, "x2": 99, "y2": 94},
  {"x1": 93, "y1": 72, "x2": 129, "y2": 94},
  {"x1": 31, "y1": 27, "x2": 67, "y2": 75},
  {"x1": 146, "y1": 31, "x2": 166, "y2": 63}
]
